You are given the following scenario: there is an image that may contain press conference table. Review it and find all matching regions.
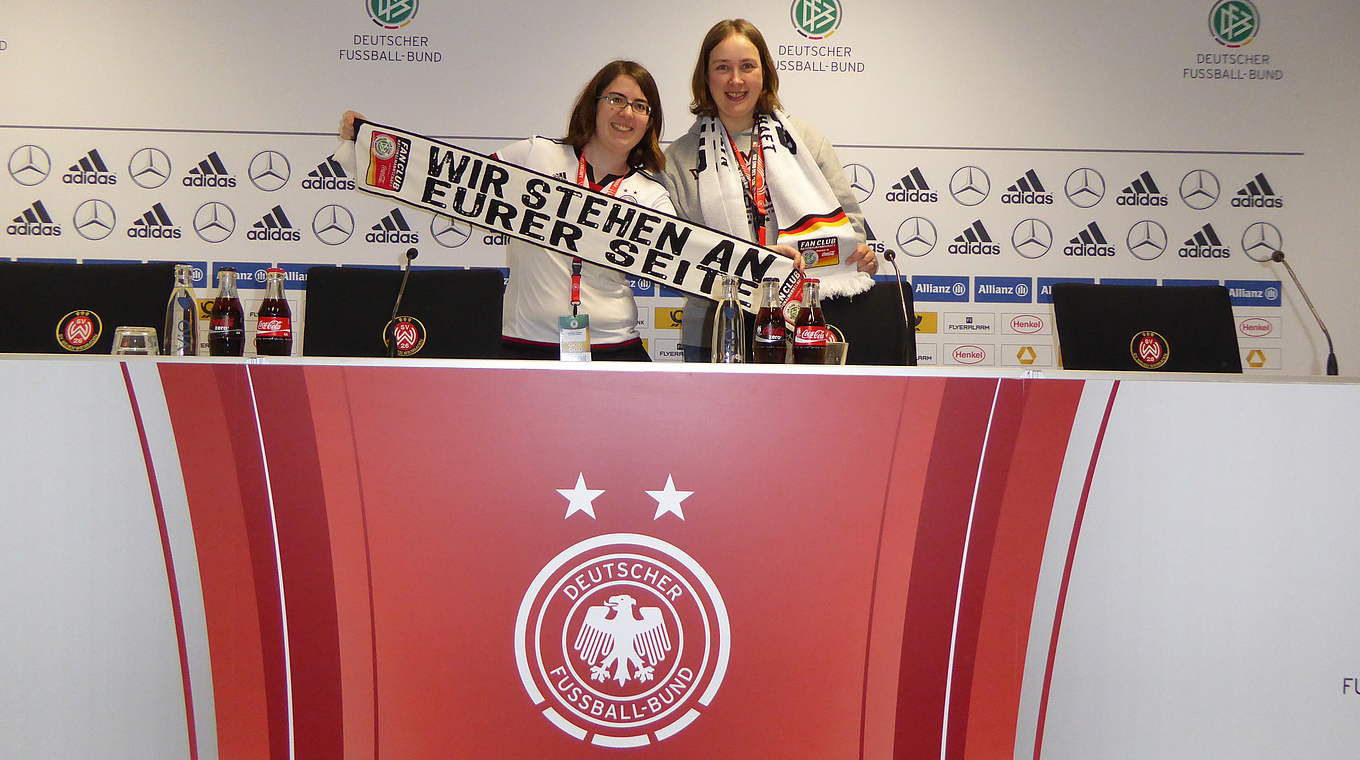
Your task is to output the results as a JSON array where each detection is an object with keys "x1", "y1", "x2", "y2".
[{"x1": 3, "y1": 355, "x2": 1357, "y2": 760}]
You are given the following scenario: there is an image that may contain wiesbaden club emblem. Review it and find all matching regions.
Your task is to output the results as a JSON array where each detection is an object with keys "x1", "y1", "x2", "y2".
[{"x1": 515, "y1": 532, "x2": 730, "y2": 748}]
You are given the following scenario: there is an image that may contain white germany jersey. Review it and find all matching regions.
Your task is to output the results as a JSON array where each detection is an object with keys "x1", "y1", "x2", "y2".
[{"x1": 495, "y1": 137, "x2": 674, "y2": 346}]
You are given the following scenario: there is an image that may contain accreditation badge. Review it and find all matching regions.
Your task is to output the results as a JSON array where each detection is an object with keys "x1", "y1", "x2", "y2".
[{"x1": 559, "y1": 314, "x2": 591, "y2": 362}]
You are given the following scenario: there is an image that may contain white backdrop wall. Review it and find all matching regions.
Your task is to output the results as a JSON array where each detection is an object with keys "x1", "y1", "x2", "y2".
[{"x1": 2, "y1": 0, "x2": 1356, "y2": 372}]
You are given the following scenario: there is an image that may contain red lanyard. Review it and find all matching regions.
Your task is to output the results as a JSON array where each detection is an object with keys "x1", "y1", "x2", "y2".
[
  {"x1": 571, "y1": 154, "x2": 625, "y2": 314},
  {"x1": 728, "y1": 132, "x2": 768, "y2": 245}
]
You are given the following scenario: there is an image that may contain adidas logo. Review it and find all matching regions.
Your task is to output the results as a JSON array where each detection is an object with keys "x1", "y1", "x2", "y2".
[
  {"x1": 1178, "y1": 223, "x2": 1231, "y2": 259},
  {"x1": 885, "y1": 168, "x2": 938, "y2": 202},
  {"x1": 1231, "y1": 173, "x2": 1283, "y2": 208},
  {"x1": 1000, "y1": 169, "x2": 1053, "y2": 205},
  {"x1": 366, "y1": 207, "x2": 420, "y2": 244},
  {"x1": 302, "y1": 155, "x2": 355, "y2": 191},
  {"x1": 62, "y1": 149, "x2": 118, "y2": 185},
  {"x1": 1116, "y1": 171, "x2": 1167, "y2": 206},
  {"x1": 1063, "y1": 222, "x2": 1115, "y2": 257},
  {"x1": 182, "y1": 151, "x2": 238, "y2": 188},
  {"x1": 948, "y1": 220, "x2": 1000, "y2": 255},
  {"x1": 7, "y1": 200, "x2": 62, "y2": 236},
  {"x1": 247, "y1": 205, "x2": 301, "y2": 241},
  {"x1": 127, "y1": 202, "x2": 183, "y2": 239}
]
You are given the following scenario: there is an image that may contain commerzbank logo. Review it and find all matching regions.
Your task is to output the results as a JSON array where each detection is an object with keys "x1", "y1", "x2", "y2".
[
  {"x1": 791, "y1": 0, "x2": 842, "y2": 40},
  {"x1": 368, "y1": 0, "x2": 418, "y2": 29},
  {"x1": 1210, "y1": 0, "x2": 1258, "y2": 48}
]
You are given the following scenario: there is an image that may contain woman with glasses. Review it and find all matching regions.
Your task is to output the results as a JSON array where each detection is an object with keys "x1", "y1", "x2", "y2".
[
  {"x1": 340, "y1": 60, "x2": 670, "y2": 361},
  {"x1": 660, "y1": 19, "x2": 879, "y2": 362}
]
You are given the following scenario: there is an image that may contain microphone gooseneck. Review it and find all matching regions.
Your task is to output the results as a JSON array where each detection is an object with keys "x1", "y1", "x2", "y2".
[
  {"x1": 1271, "y1": 250, "x2": 1338, "y2": 376},
  {"x1": 387, "y1": 247, "x2": 419, "y2": 358},
  {"x1": 882, "y1": 248, "x2": 918, "y2": 366}
]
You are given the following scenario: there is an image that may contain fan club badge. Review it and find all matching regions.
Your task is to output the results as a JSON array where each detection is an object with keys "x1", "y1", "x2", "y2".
[
  {"x1": 56, "y1": 309, "x2": 102, "y2": 351},
  {"x1": 515, "y1": 533, "x2": 730, "y2": 748},
  {"x1": 1131, "y1": 330, "x2": 1170, "y2": 369},
  {"x1": 382, "y1": 315, "x2": 426, "y2": 356},
  {"x1": 366, "y1": 130, "x2": 410, "y2": 192}
]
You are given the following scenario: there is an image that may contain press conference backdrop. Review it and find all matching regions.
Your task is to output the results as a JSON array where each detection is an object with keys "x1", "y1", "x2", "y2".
[{"x1": 2, "y1": 0, "x2": 1356, "y2": 371}]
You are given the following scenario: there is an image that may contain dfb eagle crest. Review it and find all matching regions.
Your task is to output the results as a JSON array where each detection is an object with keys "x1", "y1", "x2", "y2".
[{"x1": 573, "y1": 594, "x2": 671, "y2": 686}]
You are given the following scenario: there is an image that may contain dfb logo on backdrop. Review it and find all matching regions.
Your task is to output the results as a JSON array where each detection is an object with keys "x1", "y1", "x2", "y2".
[
  {"x1": 791, "y1": 0, "x2": 841, "y2": 39},
  {"x1": 368, "y1": 0, "x2": 418, "y2": 29},
  {"x1": 1210, "y1": 0, "x2": 1259, "y2": 48}
]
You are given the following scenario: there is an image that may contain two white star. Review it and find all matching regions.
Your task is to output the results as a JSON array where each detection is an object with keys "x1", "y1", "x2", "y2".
[{"x1": 557, "y1": 473, "x2": 693, "y2": 520}]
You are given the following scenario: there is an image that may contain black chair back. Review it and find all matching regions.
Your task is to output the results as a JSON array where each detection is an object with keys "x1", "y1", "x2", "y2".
[
  {"x1": 0, "y1": 261, "x2": 175, "y2": 354},
  {"x1": 303, "y1": 266, "x2": 504, "y2": 359}
]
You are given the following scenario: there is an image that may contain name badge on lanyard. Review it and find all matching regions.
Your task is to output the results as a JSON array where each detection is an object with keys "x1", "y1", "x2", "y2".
[{"x1": 558, "y1": 154, "x2": 624, "y2": 361}]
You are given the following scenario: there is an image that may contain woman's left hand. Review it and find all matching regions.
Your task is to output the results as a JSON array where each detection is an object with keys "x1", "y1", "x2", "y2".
[{"x1": 848, "y1": 244, "x2": 878, "y2": 275}]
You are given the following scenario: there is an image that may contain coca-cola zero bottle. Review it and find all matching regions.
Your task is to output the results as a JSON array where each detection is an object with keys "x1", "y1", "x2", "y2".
[
  {"x1": 208, "y1": 267, "x2": 244, "y2": 357},
  {"x1": 752, "y1": 277, "x2": 786, "y2": 364},
  {"x1": 255, "y1": 267, "x2": 293, "y2": 356},
  {"x1": 791, "y1": 278, "x2": 829, "y2": 365}
]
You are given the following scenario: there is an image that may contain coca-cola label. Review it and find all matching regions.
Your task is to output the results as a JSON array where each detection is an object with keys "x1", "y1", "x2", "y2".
[
  {"x1": 793, "y1": 325, "x2": 830, "y2": 346},
  {"x1": 209, "y1": 316, "x2": 239, "y2": 331},
  {"x1": 55, "y1": 309, "x2": 102, "y2": 352},
  {"x1": 257, "y1": 317, "x2": 291, "y2": 337},
  {"x1": 755, "y1": 323, "x2": 785, "y2": 344},
  {"x1": 366, "y1": 131, "x2": 410, "y2": 192}
]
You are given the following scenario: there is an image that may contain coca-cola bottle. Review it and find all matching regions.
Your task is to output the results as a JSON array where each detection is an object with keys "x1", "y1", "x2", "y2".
[
  {"x1": 255, "y1": 268, "x2": 293, "y2": 356},
  {"x1": 208, "y1": 267, "x2": 244, "y2": 357},
  {"x1": 162, "y1": 263, "x2": 198, "y2": 356},
  {"x1": 752, "y1": 277, "x2": 786, "y2": 364},
  {"x1": 791, "y1": 278, "x2": 829, "y2": 365}
]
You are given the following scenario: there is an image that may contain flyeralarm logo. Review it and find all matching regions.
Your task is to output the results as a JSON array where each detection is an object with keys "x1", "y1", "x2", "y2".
[
  {"x1": 8, "y1": 200, "x2": 62, "y2": 236},
  {"x1": 1232, "y1": 173, "x2": 1283, "y2": 208},
  {"x1": 1064, "y1": 222, "x2": 1115, "y2": 257},
  {"x1": 62, "y1": 149, "x2": 118, "y2": 185},
  {"x1": 948, "y1": 220, "x2": 1000, "y2": 255},
  {"x1": 366, "y1": 207, "x2": 419, "y2": 244},
  {"x1": 885, "y1": 168, "x2": 938, "y2": 203},
  {"x1": 1116, "y1": 171, "x2": 1168, "y2": 206},
  {"x1": 1001, "y1": 169, "x2": 1053, "y2": 205},
  {"x1": 516, "y1": 532, "x2": 730, "y2": 747},
  {"x1": 247, "y1": 205, "x2": 301, "y2": 242},
  {"x1": 127, "y1": 203, "x2": 183, "y2": 239},
  {"x1": 182, "y1": 151, "x2": 238, "y2": 188},
  {"x1": 1179, "y1": 223, "x2": 1231, "y2": 258},
  {"x1": 303, "y1": 155, "x2": 356, "y2": 191}
]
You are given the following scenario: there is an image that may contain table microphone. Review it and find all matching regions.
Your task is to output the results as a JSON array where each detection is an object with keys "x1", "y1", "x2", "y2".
[
  {"x1": 882, "y1": 249, "x2": 918, "y2": 366},
  {"x1": 1270, "y1": 250, "x2": 1338, "y2": 376},
  {"x1": 386, "y1": 247, "x2": 418, "y2": 358}
]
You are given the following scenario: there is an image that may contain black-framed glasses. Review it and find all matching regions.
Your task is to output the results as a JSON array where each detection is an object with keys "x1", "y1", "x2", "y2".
[{"x1": 598, "y1": 93, "x2": 652, "y2": 117}]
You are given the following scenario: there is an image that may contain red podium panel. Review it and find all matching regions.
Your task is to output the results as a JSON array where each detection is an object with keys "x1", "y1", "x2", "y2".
[{"x1": 158, "y1": 364, "x2": 1087, "y2": 759}]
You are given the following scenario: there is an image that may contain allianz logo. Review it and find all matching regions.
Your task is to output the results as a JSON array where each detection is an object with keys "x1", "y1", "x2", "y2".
[{"x1": 978, "y1": 283, "x2": 1018, "y2": 294}]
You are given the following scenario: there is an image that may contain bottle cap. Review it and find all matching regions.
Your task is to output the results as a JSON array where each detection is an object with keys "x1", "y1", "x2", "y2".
[{"x1": 267, "y1": 267, "x2": 284, "y2": 274}]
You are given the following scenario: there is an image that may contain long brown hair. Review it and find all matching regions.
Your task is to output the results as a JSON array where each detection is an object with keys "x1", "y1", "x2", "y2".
[
  {"x1": 563, "y1": 60, "x2": 665, "y2": 173},
  {"x1": 688, "y1": 19, "x2": 782, "y2": 117}
]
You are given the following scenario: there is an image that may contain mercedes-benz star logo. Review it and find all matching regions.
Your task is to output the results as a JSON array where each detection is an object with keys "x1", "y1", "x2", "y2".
[
  {"x1": 8, "y1": 145, "x2": 51, "y2": 186},
  {"x1": 895, "y1": 216, "x2": 937, "y2": 257},
  {"x1": 949, "y1": 166, "x2": 990, "y2": 206},
  {"x1": 1242, "y1": 221, "x2": 1282, "y2": 262},
  {"x1": 193, "y1": 202, "x2": 236, "y2": 243},
  {"x1": 842, "y1": 163, "x2": 874, "y2": 204},
  {"x1": 431, "y1": 215, "x2": 472, "y2": 248},
  {"x1": 1064, "y1": 168, "x2": 1105, "y2": 208},
  {"x1": 249, "y1": 150, "x2": 291, "y2": 191},
  {"x1": 129, "y1": 148, "x2": 171, "y2": 189},
  {"x1": 73, "y1": 199, "x2": 116, "y2": 240},
  {"x1": 313, "y1": 204, "x2": 355, "y2": 245},
  {"x1": 1011, "y1": 218, "x2": 1053, "y2": 259},
  {"x1": 1126, "y1": 220, "x2": 1169, "y2": 261},
  {"x1": 1179, "y1": 169, "x2": 1220, "y2": 210}
]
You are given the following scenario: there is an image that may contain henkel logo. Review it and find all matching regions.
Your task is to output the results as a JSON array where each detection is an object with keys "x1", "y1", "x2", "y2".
[
  {"x1": 1009, "y1": 314, "x2": 1045, "y2": 334},
  {"x1": 1238, "y1": 317, "x2": 1275, "y2": 337},
  {"x1": 951, "y1": 345, "x2": 986, "y2": 364},
  {"x1": 516, "y1": 533, "x2": 729, "y2": 747}
]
